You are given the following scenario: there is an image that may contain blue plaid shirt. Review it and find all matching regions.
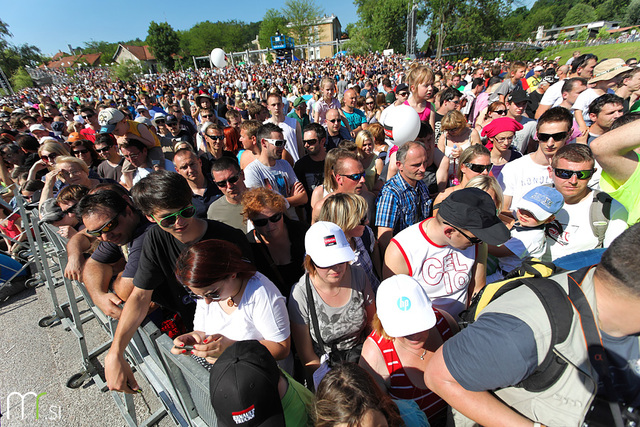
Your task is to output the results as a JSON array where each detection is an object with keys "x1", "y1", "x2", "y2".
[{"x1": 375, "y1": 173, "x2": 431, "y2": 234}]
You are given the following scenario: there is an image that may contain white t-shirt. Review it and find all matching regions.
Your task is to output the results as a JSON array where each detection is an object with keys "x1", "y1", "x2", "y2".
[
  {"x1": 122, "y1": 159, "x2": 176, "y2": 186},
  {"x1": 539, "y1": 80, "x2": 564, "y2": 107},
  {"x1": 501, "y1": 154, "x2": 553, "y2": 209},
  {"x1": 572, "y1": 88, "x2": 615, "y2": 124},
  {"x1": 391, "y1": 219, "x2": 477, "y2": 316},
  {"x1": 547, "y1": 192, "x2": 629, "y2": 260},
  {"x1": 193, "y1": 272, "x2": 290, "y2": 343},
  {"x1": 487, "y1": 226, "x2": 546, "y2": 284},
  {"x1": 244, "y1": 158, "x2": 300, "y2": 219}
]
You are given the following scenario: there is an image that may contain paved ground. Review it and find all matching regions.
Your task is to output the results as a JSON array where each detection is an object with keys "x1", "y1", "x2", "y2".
[{"x1": 0, "y1": 277, "x2": 174, "y2": 427}]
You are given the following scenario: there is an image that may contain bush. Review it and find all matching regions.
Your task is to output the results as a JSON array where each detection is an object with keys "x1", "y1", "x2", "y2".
[{"x1": 10, "y1": 68, "x2": 33, "y2": 91}]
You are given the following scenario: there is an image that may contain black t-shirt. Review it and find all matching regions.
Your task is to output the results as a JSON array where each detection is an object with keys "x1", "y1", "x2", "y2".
[
  {"x1": 294, "y1": 154, "x2": 325, "y2": 219},
  {"x1": 527, "y1": 90, "x2": 544, "y2": 119},
  {"x1": 422, "y1": 162, "x2": 439, "y2": 196},
  {"x1": 434, "y1": 112, "x2": 445, "y2": 141},
  {"x1": 133, "y1": 219, "x2": 253, "y2": 329},
  {"x1": 191, "y1": 177, "x2": 222, "y2": 219}
]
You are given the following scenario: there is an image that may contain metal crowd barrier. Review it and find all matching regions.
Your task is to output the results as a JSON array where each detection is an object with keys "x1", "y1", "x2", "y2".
[{"x1": 20, "y1": 192, "x2": 217, "y2": 426}]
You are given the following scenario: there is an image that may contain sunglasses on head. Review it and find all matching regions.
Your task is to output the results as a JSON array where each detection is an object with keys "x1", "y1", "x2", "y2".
[
  {"x1": 252, "y1": 212, "x2": 283, "y2": 227},
  {"x1": 464, "y1": 163, "x2": 493, "y2": 173},
  {"x1": 72, "y1": 149, "x2": 89, "y2": 155},
  {"x1": 538, "y1": 131, "x2": 568, "y2": 142},
  {"x1": 264, "y1": 138, "x2": 286, "y2": 147},
  {"x1": 339, "y1": 172, "x2": 365, "y2": 181},
  {"x1": 443, "y1": 221, "x2": 482, "y2": 244},
  {"x1": 41, "y1": 153, "x2": 58, "y2": 162},
  {"x1": 86, "y1": 209, "x2": 123, "y2": 237},
  {"x1": 553, "y1": 168, "x2": 594, "y2": 180},
  {"x1": 214, "y1": 174, "x2": 240, "y2": 188},
  {"x1": 151, "y1": 205, "x2": 196, "y2": 228}
]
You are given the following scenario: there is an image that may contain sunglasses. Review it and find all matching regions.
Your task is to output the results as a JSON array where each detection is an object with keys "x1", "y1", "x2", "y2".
[
  {"x1": 538, "y1": 131, "x2": 568, "y2": 142},
  {"x1": 201, "y1": 115, "x2": 213, "y2": 119},
  {"x1": 443, "y1": 221, "x2": 482, "y2": 244},
  {"x1": 41, "y1": 153, "x2": 58, "y2": 162},
  {"x1": 95, "y1": 146, "x2": 113, "y2": 153},
  {"x1": 155, "y1": 120, "x2": 166, "y2": 125},
  {"x1": 493, "y1": 109, "x2": 507, "y2": 116},
  {"x1": 187, "y1": 287, "x2": 222, "y2": 301},
  {"x1": 397, "y1": 91, "x2": 409, "y2": 97},
  {"x1": 72, "y1": 149, "x2": 89, "y2": 155},
  {"x1": 464, "y1": 163, "x2": 493, "y2": 173},
  {"x1": 214, "y1": 174, "x2": 240, "y2": 188},
  {"x1": 151, "y1": 205, "x2": 196, "y2": 228},
  {"x1": 339, "y1": 172, "x2": 365, "y2": 181},
  {"x1": 327, "y1": 119, "x2": 341, "y2": 123},
  {"x1": 206, "y1": 134, "x2": 224, "y2": 141},
  {"x1": 553, "y1": 168, "x2": 594, "y2": 180},
  {"x1": 365, "y1": 101, "x2": 375, "y2": 105},
  {"x1": 252, "y1": 212, "x2": 283, "y2": 227},
  {"x1": 359, "y1": 216, "x2": 368, "y2": 226},
  {"x1": 264, "y1": 138, "x2": 286, "y2": 147},
  {"x1": 81, "y1": 114, "x2": 94, "y2": 120},
  {"x1": 86, "y1": 209, "x2": 123, "y2": 237},
  {"x1": 303, "y1": 138, "x2": 318, "y2": 145}
]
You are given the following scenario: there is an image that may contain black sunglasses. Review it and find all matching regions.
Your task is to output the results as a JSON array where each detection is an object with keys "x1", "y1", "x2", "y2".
[
  {"x1": 464, "y1": 163, "x2": 493, "y2": 173},
  {"x1": 554, "y1": 168, "x2": 594, "y2": 180},
  {"x1": 444, "y1": 221, "x2": 482, "y2": 244},
  {"x1": 81, "y1": 114, "x2": 94, "y2": 120},
  {"x1": 327, "y1": 119, "x2": 341, "y2": 123},
  {"x1": 339, "y1": 172, "x2": 365, "y2": 181},
  {"x1": 86, "y1": 209, "x2": 123, "y2": 237},
  {"x1": 214, "y1": 174, "x2": 240, "y2": 188},
  {"x1": 187, "y1": 287, "x2": 222, "y2": 301},
  {"x1": 303, "y1": 138, "x2": 318, "y2": 145},
  {"x1": 206, "y1": 134, "x2": 224, "y2": 141},
  {"x1": 151, "y1": 205, "x2": 197, "y2": 228},
  {"x1": 72, "y1": 149, "x2": 89, "y2": 155},
  {"x1": 493, "y1": 109, "x2": 507, "y2": 116},
  {"x1": 538, "y1": 131, "x2": 568, "y2": 142},
  {"x1": 96, "y1": 146, "x2": 113, "y2": 153},
  {"x1": 40, "y1": 153, "x2": 58, "y2": 162},
  {"x1": 252, "y1": 212, "x2": 283, "y2": 227}
]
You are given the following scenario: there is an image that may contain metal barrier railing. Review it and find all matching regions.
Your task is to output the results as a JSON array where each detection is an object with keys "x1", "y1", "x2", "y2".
[{"x1": 18, "y1": 192, "x2": 217, "y2": 426}]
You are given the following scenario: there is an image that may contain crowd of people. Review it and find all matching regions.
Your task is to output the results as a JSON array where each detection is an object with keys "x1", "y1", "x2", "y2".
[{"x1": 1, "y1": 50, "x2": 640, "y2": 426}]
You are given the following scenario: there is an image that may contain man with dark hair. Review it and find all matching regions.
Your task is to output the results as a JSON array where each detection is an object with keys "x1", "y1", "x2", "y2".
[
  {"x1": 502, "y1": 107, "x2": 573, "y2": 210},
  {"x1": 434, "y1": 87, "x2": 462, "y2": 141},
  {"x1": 95, "y1": 133, "x2": 123, "y2": 182},
  {"x1": 105, "y1": 170, "x2": 251, "y2": 394},
  {"x1": 536, "y1": 54, "x2": 598, "y2": 119},
  {"x1": 173, "y1": 148, "x2": 221, "y2": 218},
  {"x1": 546, "y1": 144, "x2": 628, "y2": 260},
  {"x1": 208, "y1": 157, "x2": 247, "y2": 230},
  {"x1": 294, "y1": 123, "x2": 327, "y2": 221},
  {"x1": 75, "y1": 190, "x2": 151, "y2": 319},
  {"x1": 425, "y1": 224, "x2": 640, "y2": 427},
  {"x1": 244, "y1": 123, "x2": 307, "y2": 220},
  {"x1": 504, "y1": 88, "x2": 537, "y2": 153},
  {"x1": 79, "y1": 106, "x2": 101, "y2": 142},
  {"x1": 119, "y1": 138, "x2": 175, "y2": 188},
  {"x1": 558, "y1": 77, "x2": 588, "y2": 111},
  {"x1": 265, "y1": 92, "x2": 303, "y2": 164},
  {"x1": 376, "y1": 141, "x2": 431, "y2": 253},
  {"x1": 462, "y1": 77, "x2": 484, "y2": 122},
  {"x1": 583, "y1": 94, "x2": 624, "y2": 144}
]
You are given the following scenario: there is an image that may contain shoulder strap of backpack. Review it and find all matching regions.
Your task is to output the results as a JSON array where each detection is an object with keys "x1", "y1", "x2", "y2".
[{"x1": 590, "y1": 190, "x2": 613, "y2": 249}]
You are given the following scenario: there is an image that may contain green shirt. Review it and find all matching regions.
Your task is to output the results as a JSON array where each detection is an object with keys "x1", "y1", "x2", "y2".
[
  {"x1": 600, "y1": 152, "x2": 640, "y2": 225},
  {"x1": 281, "y1": 370, "x2": 314, "y2": 426}
]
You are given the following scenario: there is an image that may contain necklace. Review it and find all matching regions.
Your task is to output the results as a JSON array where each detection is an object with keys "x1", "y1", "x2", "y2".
[
  {"x1": 397, "y1": 340, "x2": 428, "y2": 360},
  {"x1": 316, "y1": 285, "x2": 341, "y2": 298},
  {"x1": 226, "y1": 279, "x2": 246, "y2": 307}
]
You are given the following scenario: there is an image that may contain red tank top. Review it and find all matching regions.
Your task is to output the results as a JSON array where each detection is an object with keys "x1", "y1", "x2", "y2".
[{"x1": 368, "y1": 308, "x2": 453, "y2": 419}]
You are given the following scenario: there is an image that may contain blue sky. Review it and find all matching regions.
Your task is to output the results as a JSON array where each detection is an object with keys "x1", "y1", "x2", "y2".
[
  {"x1": 3, "y1": 0, "x2": 362, "y2": 57},
  {"x1": 3, "y1": 0, "x2": 534, "y2": 57}
]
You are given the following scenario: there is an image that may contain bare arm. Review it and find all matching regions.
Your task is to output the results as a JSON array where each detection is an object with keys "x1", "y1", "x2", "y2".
[
  {"x1": 82, "y1": 258, "x2": 124, "y2": 319},
  {"x1": 64, "y1": 232, "x2": 95, "y2": 281},
  {"x1": 377, "y1": 226, "x2": 394, "y2": 258},
  {"x1": 382, "y1": 239, "x2": 411, "y2": 279},
  {"x1": 502, "y1": 195, "x2": 513, "y2": 212},
  {"x1": 104, "y1": 286, "x2": 153, "y2": 392},
  {"x1": 573, "y1": 110, "x2": 588, "y2": 134},
  {"x1": 424, "y1": 348, "x2": 536, "y2": 427},
  {"x1": 286, "y1": 181, "x2": 308, "y2": 207},
  {"x1": 359, "y1": 337, "x2": 390, "y2": 393},
  {"x1": 590, "y1": 120, "x2": 640, "y2": 187},
  {"x1": 290, "y1": 322, "x2": 320, "y2": 375},
  {"x1": 133, "y1": 123, "x2": 157, "y2": 148},
  {"x1": 534, "y1": 103, "x2": 550, "y2": 120},
  {"x1": 295, "y1": 121, "x2": 304, "y2": 158},
  {"x1": 435, "y1": 149, "x2": 449, "y2": 193}
]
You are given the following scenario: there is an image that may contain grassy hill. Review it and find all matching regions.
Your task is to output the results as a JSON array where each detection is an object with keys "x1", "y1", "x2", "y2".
[{"x1": 539, "y1": 41, "x2": 640, "y2": 63}]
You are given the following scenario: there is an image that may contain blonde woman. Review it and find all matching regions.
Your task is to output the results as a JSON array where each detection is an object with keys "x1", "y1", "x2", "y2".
[
  {"x1": 318, "y1": 193, "x2": 381, "y2": 291},
  {"x1": 354, "y1": 130, "x2": 377, "y2": 191}
]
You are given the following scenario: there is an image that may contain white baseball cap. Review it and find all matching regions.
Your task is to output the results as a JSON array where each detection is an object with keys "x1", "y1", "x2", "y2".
[
  {"x1": 376, "y1": 275, "x2": 436, "y2": 338},
  {"x1": 305, "y1": 221, "x2": 355, "y2": 268}
]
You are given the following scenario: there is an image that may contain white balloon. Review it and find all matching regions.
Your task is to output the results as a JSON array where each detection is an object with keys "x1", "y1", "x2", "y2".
[
  {"x1": 380, "y1": 104, "x2": 420, "y2": 147},
  {"x1": 210, "y1": 48, "x2": 227, "y2": 68}
]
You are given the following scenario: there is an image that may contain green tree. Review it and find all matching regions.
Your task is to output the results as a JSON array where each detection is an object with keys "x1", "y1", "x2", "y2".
[
  {"x1": 562, "y1": 4, "x2": 597, "y2": 26},
  {"x1": 342, "y1": 23, "x2": 372, "y2": 56},
  {"x1": 597, "y1": 26, "x2": 611, "y2": 40},
  {"x1": 83, "y1": 40, "x2": 119, "y2": 65},
  {"x1": 113, "y1": 60, "x2": 142, "y2": 82},
  {"x1": 147, "y1": 21, "x2": 180, "y2": 70},
  {"x1": 0, "y1": 19, "x2": 43, "y2": 80},
  {"x1": 10, "y1": 67, "x2": 33, "y2": 91},
  {"x1": 282, "y1": 0, "x2": 324, "y2": 51},
  {"x1": 624, "y1": 0, "x2": 640, "y2": 26},
  {"x1": 577, "y1": 27, "x2": 589, "y2": 41},
  {"x1": 354, "y1": 0, "x2": 412, "y2": 53},
  {"x1": 258, "y1": 9, "x2": 289, "y2": 49}
]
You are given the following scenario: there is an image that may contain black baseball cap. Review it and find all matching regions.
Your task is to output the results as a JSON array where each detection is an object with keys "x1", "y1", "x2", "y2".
[
  {"x1": 438, "y1": 188, "x2": 510, "y2": 246},
  {"x1": 209, "y1": 340, "x2": 284, "y2": 427},
  {"x1": 506, "y1": 88, "x2": 530, "y2": 104}
]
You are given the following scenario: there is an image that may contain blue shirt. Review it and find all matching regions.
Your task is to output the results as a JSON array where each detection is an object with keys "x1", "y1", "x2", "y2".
[
  {"x1": 375, "y1": 173, "x2": 431, "y2": 234},
  {"x1": 343, "y1": 108, "x2": 367, "y2": 130}
]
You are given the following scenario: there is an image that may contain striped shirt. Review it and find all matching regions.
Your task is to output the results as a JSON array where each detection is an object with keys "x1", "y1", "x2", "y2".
[{"x1": 368, "y1": 309, "x2": 453, "y2": 420}]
